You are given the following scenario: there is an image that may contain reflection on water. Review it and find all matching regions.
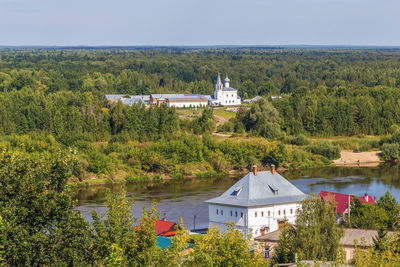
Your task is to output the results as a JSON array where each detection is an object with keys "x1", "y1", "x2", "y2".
[{"x1": 74, "y1": 163, "x2": 400, "y2": 230}]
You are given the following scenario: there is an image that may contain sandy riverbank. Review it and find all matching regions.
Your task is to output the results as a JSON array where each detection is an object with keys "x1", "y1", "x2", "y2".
[{"x1": 333, "y1": 151, "x2": 382, "y2": 167}]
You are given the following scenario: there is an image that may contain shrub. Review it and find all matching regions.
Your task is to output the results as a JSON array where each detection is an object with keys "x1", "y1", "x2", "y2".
[
  {"x1": 125, "y1": 175, "x2": 150, "y2": 184},
  {"x1": 217, "y1": 121, "x2": 234, "y2": 132},
  {"x1": 381, "y1": 143, "x2": 399, "y2": 161},
  {"x1": 305, "y1": 141, "x2": 341, "y2": 160},
  {"x1": 289, "y1": 134, "x2": 310, "y2": 146}
]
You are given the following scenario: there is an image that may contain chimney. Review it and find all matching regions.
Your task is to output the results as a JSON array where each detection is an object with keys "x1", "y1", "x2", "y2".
[
  {"x1": 252, "y1": 165, "x2": 258, "y2": 176},
  {"x1": 364, "y1": 193, "x2": 368, "y2": 202},
  {"x1": 271, "y1": 164, "x2": 276, "y2": 175},
  {"x1": 162, "y1": 217, "x2": 167, "y2": 221}
]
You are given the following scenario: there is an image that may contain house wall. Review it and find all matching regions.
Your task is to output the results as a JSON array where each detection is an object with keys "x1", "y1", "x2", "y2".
[
  {"x1": 258, "y1": 240, "x2": 279, "y2": 259},
  {"x1": 208, "y1": 204, "x2": 248, "y2": 235},
  {"x1": 256, "y1": 242, "x2": 358, "y2": 263},
  {"x1": 208, "y1": 202, "x2": 302, "y2": 238},
  {"x1": 221, "y1": 91, "x2": 241, "y2": 106},
  {"x1": 167, "y1": 101, "x2": 208, "y2": 108},
  {"x1": 247, "y1": 203, "x2": 302, "y2": 237}
]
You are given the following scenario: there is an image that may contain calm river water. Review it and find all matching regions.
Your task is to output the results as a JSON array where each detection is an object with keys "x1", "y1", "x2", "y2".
[{"x1": 74, "y1": 163, "x2": 400, "y2": 230}]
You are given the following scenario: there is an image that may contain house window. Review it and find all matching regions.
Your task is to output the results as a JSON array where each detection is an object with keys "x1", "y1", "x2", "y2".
[
  {"x1": 261, "y1": 211, "x2": 264, "y2": 217},
  {"x1": 221, "y1": 210, "x2": 223, "y2": 215},
  {"x1": 297, "y1": 208, "x2": 300, "y2": 213},
  {"x1": 241, "y1": 212, "x2": 243, "y2": 218},
  {"x1": 264, "y1": 246, "x2": 270, "y2": 258},
  {"x1": 283, "y1": 210, "x2": 286, "y2": 215},
  {"x1": 268, "y1": 211, "x2": 271, "y2": 217},
  {"x1": 235, "y1": 211, "x2": 238, "y2": 217},
  {"x1": 230, "y1": 211, "x2": 233, "y2": 216},
  {"x1": 232, "y1": 94, "x2": 234, "y2": 97},
  {"x1": 255, "y1": 212, "x2": 257, "y2": 217},
  {"x1": 278, "y1": 210, "x2": 281, "y2": 215},
  {"x1": 216, "y1": 209, "x2": 219, "y2": 215},
  {"x1": 226, "y1": 94, "x2": 228, "y2": 97},
  {"x1": 290, "y1": 209, "x2": 293, "y2": 214}
]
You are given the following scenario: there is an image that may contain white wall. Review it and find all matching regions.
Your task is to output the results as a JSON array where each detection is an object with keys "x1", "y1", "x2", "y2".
[
  {"x1": 220, "y1": 91, "x2": 241, "y2": 106},
  {"x1": 167, "y1": 102, "x2": 208, "y2": 108},
  {"x1": 248, "y1": 203, "x2": 301, "y2": 236},
  {"x1": 208, "y1": 202, "x2": 302, "y2": 239}
]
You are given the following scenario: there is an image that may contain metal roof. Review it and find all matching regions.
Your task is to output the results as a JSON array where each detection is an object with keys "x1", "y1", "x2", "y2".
[
  {"x1": 105, "y1": 94, "x2": 126, "y2": 99},
  {"x1": 216, "y1": 73, "x2": 222, "y2": 86},
  {"x1": 167, "y1": 96, "x2": 209, "y2": 101},
  {"x1": 222, "y1": 87, "x2": 237, "y2": 92},
  {"x1": 255, "y1": 228, "x2": 398, "y2": 247},
  {"x1": 206, "y1": 171, "x2": 307, "y2": 207}
]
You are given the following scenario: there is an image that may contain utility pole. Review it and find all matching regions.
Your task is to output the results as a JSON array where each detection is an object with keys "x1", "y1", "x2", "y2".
[
  {"x1": 193, "y1": 215, "x2": 197, "y2": 231},
  {"x1": 348, "y1": 194, "x2": 351, "y2": 226}
]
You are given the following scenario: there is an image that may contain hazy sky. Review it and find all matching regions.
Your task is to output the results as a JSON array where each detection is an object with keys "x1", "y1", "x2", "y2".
[{"x1": 0, "y1": 0, "x2": 399, "y2": 46}]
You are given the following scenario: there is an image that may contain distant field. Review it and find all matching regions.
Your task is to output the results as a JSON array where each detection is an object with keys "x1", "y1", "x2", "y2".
[
  {"x1": 175, "y1": 107, "x2": 236, "y2": 124},
  {"x1": 213, "y1": 109, "x2": 236, "y2": 120}
]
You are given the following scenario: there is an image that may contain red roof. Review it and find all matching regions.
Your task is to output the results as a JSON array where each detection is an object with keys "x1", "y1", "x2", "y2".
[
  {"x1": 155, "y1": 220, "x2": 177, "y2": 236},
  {"x1": 318, "y1": 191, "x2": 375, "y2": 214}
]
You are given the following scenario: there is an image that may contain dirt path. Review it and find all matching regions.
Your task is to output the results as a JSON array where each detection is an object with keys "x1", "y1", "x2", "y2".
[
  {"x1": 333, "y1": 151, "x2": 382, "y2": 167},
  {"x1": 214, "y1": 114, "x2": 228, "y2": 126}
]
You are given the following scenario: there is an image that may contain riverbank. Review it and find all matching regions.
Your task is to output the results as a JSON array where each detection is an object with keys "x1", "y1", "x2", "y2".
[
  {"x1": 69, "y1": 169, "x2": 247, "y2": 188},
  {"x1": 333, "y1": 151, "x2": 382, "y2": 167}
]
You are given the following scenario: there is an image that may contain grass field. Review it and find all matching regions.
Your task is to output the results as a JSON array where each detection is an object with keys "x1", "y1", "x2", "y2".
[
  {"x1": 212, "y1": 109, "x2": 236, "y2": 120},
  {"x1": 175, "y1": 107, "x2": 237, "y2": 123}
]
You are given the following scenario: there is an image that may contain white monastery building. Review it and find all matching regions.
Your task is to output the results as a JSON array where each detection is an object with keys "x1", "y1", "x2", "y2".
[
  {"x1": 105, "y1": 72, "x2": 242, "y2": 107},
  {"x1": 206, "y1": 165, "x2": 307, "y2": 238},
  {"x1": 211, "y1": 73, "x2": 241, "y2": 106}
]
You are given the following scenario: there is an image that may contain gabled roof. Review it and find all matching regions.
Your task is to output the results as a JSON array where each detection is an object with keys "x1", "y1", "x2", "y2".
[
  {"x1": 318, "y1": 191, "x2": 375, "y2": 214},
  {"x1": 206, "y1": 171, "x2": 307, "y2": 207},
  {"x1": 155, "y1": 220, "x2": 177, "y2": 236}
]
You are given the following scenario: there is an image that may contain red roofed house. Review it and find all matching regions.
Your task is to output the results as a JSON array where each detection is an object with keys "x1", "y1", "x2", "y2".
[
  {"x1": 318, "y1": 191, "x2": 375, "y2": 223},
  {"x1": 155, "y1": 219, "x2": 180, "y2": 237}
]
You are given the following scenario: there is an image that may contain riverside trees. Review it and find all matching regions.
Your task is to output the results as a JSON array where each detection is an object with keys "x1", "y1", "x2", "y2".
[{"x1": 0, "y1": 149, "x2": 267, "y2": 265}]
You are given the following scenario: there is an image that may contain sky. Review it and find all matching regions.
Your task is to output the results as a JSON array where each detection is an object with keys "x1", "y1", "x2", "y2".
[{"x1": 0, "y1": 0, "x2": 399, "y2": 46}]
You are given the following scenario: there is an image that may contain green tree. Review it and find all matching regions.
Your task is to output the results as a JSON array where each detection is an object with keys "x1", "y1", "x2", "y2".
[
  {"x1": 192, "y1": 107, "x2": 216, "y2": 134},
  {"x1": 240, "y1": 99, "x2": 282, "y2": 139},
  {"x1": 0, "y1": 216, "x2": 4, "y2": 263},
  {"x1": 0, "y1": 150, "x2": 94, "y2": 266},
  {"x1": 354, "y1": 233, "x2": 400, "y2": 266},
  {"x1": 186, "y1": 223, "x2": 267, "y2": 266},
  {"x1": 377, "y1": 191, "x2": 400, "y2": 229},
  {"x1": 274, "y1": 196, "x2": 344, "y2": 263},
  {"x1": 91, "y1": 189, "x2": 164, "y2": 266},
  {"x1": 346, "y1": 198, "x2": 389, "y2": 229}
]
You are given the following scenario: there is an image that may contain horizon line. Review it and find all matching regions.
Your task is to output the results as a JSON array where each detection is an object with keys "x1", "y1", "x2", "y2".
[{"x1": 1, "y1": 44, "x2": 400, "y2": 49}]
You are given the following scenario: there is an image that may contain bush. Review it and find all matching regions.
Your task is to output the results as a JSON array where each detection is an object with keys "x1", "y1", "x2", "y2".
[
  {"x1": 125, "y1": 175, "x2": 150, "y2": 184},
  {"x1": 286, "y1": 134, "x2": 310, "y2": 146},
  {"x1": 195, "y1": 170, "x2": 218, "y2": 178},
  {"x1": 381, "y1": 143, "x2": 399, "y2": 161},
  {"x1": 305, "y1": 141, "x2": 341, "y2": 160},
  {"x1": 217, "y1": 121, "x2": 234, "y2": 132}
]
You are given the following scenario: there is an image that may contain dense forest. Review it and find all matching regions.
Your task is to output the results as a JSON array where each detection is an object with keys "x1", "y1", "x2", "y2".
[
  {"x1": 1, "y1": 48, "x2": 400, "y2": 137},
  {"x1": 1, "y1": 48, "x2": 400, "y2": 265},
  {"x1": 0, "y1": 48, "x2": 400, "y2": 181}
]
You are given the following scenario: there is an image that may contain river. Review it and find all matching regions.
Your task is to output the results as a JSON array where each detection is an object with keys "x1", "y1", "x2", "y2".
[{"x1": 74, "y1": 163, "x2": 400, "y2": 230}]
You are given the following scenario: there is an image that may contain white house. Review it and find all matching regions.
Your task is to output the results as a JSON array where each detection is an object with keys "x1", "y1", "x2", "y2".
[
  {"x1": 206, "y1": 165, "x2": 307, "y2": 238},
  {"x1": 211, "y1": 73, "x2": 241, "y2": 106}
]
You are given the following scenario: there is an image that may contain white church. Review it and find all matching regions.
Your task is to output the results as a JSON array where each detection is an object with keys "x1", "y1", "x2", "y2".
[
  {"x1": 206, "y1": 165, "x2": 307, "y2": 238},
  {"x1": 210, "y1": 73, "x2": 241, "y2": 106}
]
